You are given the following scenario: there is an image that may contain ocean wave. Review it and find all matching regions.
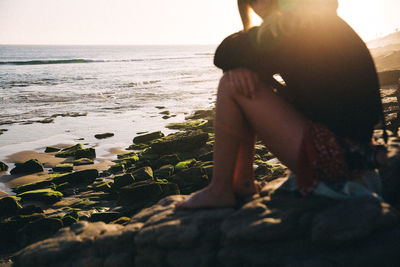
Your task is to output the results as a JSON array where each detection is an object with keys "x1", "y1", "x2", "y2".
[{"x1": 0, "y1": 55, "x2": 210, "y2": 66}]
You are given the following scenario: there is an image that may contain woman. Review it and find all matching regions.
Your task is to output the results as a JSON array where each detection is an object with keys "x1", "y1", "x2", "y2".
[{"x1": 178, "y1": 0, "x2": 384, "y2": 208}]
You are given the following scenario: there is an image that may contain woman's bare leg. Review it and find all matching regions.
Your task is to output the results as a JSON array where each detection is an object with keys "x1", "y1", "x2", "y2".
[{"x1": 177, "y1": 73, "x2": 306, "y2": 209}]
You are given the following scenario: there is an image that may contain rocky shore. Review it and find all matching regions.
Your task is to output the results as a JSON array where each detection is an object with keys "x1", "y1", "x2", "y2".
[{"x1": 0, "y1": 72, "x2": 400, "y2": 266}]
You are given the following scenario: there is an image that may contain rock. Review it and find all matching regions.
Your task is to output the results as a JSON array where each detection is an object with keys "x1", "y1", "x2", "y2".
[
  {"x1": 10, "y1": 159, "x2": 44, "y2": 175},
  {"x1": 126, "y1": 143, "x2": 150, "y2": 151},
  {"x1": 108, "y1": 163, "x2": 125, "y2": 174},
  {"x1": 0, "y1": 161, "x2": 9, "y2": 172},
  {"x1": 113, "y1": 173, "x2": 135, "y2": 189},
  {"x1": 18, "y1": 217, "x2": 63, "y2": 249},
  {"x1": 110, "y1": 217, "x2": 131, "y2": 225},
  {"x1": 17, "y1": 189, "x2": 63, "y2": 204},
  {"x1": 117, "y1": 152, "x2": 138, "y2": 159},
  {"x1": 55, "y1": 144, "x2": 83, "y2": 158},
  {"x1": 154, "y1": 165, "x2": 174, "y2": 179},
  {"x1": 150, "y1": 131, "x2": 209, "y2": 154},
  {"x1": 52, "y1": 169, "x2": 99, "y2": 185},
  {"x1": 0, "y1": 213, "x2": 46, "y2": 254},
  {"x1": 94, "y1": 132, "x2": 114, "y2": 139},
  {"x1": 311, "y1": 196, "x2": 399, "y2": 245},
  {"x1": 131, "y1": 166, "x2": 153, "y2": 181},
  {"x1": 0, "y1": 196, "x2": 22, "y2": 217},
  {"x1": 13, "y1": 221, "x2": 141, "y2": 267},
  {"x1": 72, "y1": 158, "x2": 94, "y2": 166},
  {"x1": 18, "y1": 205, "x2": 43, "y2": 215},
  {"x1": 118, "y1": 180, "x2": 179, "y2": 207},
  {"x1": 74, "y1": 148, "x2": 96, "y2": 159},
  {"x1": 174, "y1": 159, "x2": 196, "y2": 172},
  {"x1": 89, "y1": 212, "x2": 121, "y2": 223},
  {"x1": 157, "y1": 154, "x2": 181, "y2": 168},
  {"x1": 44, "y1": 146, "x2": 61, "y2": 153},
  {"x1": 62, "y1": 216, "x2": 78, "y2": 227},
  {"x1": 52, "y1": 163, "x2": 73, "y2": 173},
  {"x1": 159, "y1": 110, "x2": 170, "y2": 115},
  {"x1": 13, "y1": 180, "x2": 56, "y2": 194},
  {"x1": 169, "y1": 167, "x2": 209, "y2": 195},
  {"x1": 55, "y1": 144, "x2": 96, "y2": 159},
  {"x1": 133, "y1": 131, "x2": 164, "y2": 144}
]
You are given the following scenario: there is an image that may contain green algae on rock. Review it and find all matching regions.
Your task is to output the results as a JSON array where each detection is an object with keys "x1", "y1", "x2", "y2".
[
  {"x1": 10, "y1": 159, "x2": 44, "y2": 175},
  {"x1": 17, "y1": 189, "x2": 63, "y2": 204},
  {"x1": 131, "y1": 166, "x2": 153, "y2": 182},
  {"x1": 113, "y1": 173, "x2": 135, "y2": 189},
  {"x1": 52, "y1": 163, "x2": 73, "y2": 173},
  {"x1": 55, "y1": 144, "x2": 96, "y2": 159},
  {"x1": 150, "y1": 130, "x2": 209, "y2": 154},
  {"x1": 133, "y1": 131, "x2": 164, "y2": 144},
  {"x1": 72, "y1": 158, "x2": 94, "y2": 166}
]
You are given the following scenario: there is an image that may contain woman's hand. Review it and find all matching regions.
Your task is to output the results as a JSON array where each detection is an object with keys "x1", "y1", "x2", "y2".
[{"x1": 228, "y1": 68, "x2": 259, "y2": 99}]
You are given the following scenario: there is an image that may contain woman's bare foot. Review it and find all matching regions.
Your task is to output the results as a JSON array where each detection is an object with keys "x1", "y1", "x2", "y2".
[
  {"x1": 176, "y1": 186, "x2": 236, "y2": 209},
  {"x1": 233, "y1": 180, "x2": 259, "y2": 198}
]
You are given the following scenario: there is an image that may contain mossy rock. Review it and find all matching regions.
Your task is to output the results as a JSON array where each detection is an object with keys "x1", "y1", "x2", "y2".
[
  {"x1": 71, "y1": 199, "x2": 98, "y2": 209},
  {"x1": 18, "y1": 217, "x2": 63, "y2": 248},
  {"x1": 94, "y1": 181, "x2": 114, "y2": 192},
  {"x1": 185, "y1": 109, "x2": 215, "y2": 120},
  {"x1": 0, "y1": 161, "x2": 9, "y2": 172},
  {"x1": 0, "y1": 196, "x2": 22, "y2": 217},
  {"x1": 154, "y1": 165, "x2": 174, "y2": 179},
  {"x1": 126, "y1": 143, "x2": 150, "y2": 151},
  {"x1": 169, "y1": 167, "x2": 209, "y2": 195},
  {"x1": 61, "y1": 215, "x2": 78, "y2": 227},
  {"x1": 133, "y1": 131, "x2": 164, "y2": 144},
  {"x1": 94, "y1": 132, "x2": 114, "y2": 139},
  {"x1": 44, "y1": 146, "x2": 61, "y2": 153},
  {"x1": 52, "y1": 169, "x2": 99, "y2": 185},
  {"x1": 55, "y1": 144, "x2": 96, "y2": 159},
  {"x1": 108, "y1": 163, "x2": 125, "y2": 174},
  {"x1": 175, "y1": 159, "x2": 196, "y2": 172},
  {"x1": 52, "y1": 163, "x2": 73, "y2": 173},
  {"x1": 89, "y1": 212, "x2": 121, "y2": 223},
  {"x1": 55, "y1": 144, "x2": 83, "y2": 158},
  {"x1": 17, "y1": 189, "x2": 63, "y2": 204},
  {"x1": 118, "y1": 180, "x2": 180, "y2": 206},
  {"x1": 198, "y1": 151, "x2": 213, "y2": 161},
  {"x1": 13, "y1": 179, "x2": 56, "y2": 194},
  {"x1": 18, "y1": 205, "x2": 43, "y2": 216},
  {"x1": 72, "y1": 158, "x2": 94, "y2": 166},
  {"x1": 132, "y1": 166, "x2": 153, "y2": 181},
  {"x1": 110, "y1": 216, "x2": 131, "y2": 225},
  {"x1": 117, "y1": 152, "x2": 138, "y2": 159},
  {"x1": 156, "y1": 154, "x2": 181, "y2": 168},
  {"x1": 75, "y1": 148, "x2": 96, "y2": 159},
  {"x1": 0, "y1": 213, "x2": 46, "y2": 252},
  {"x1": 113, "y1": 173, "x2": 135, "y2": 189},
  {"x1": 166, "y1": 120, "x2": 208, "y2": 131},
  {"x1": 150, "y1": 130, "x2": 209, "y2": 154},
  {"x1": 10, "y1": 159, "x2": 44, "y2": 175}
]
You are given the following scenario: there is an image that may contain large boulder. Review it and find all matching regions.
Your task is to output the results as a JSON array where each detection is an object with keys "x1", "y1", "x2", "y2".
[
  {"x1": 0, "y1": 196, "x2": 22, "y2": 217},
  {"x1": 10, "y1": 159, "x2": 44, "y2": 175},
  {"x1": 17, "y1": 189, "x2": 63, "y2": 204}
]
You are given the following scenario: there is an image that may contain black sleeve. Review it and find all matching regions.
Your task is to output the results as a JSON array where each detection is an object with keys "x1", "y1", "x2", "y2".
[{"x1": 213, "y1": 28, "x2": 261, "y2": 72}]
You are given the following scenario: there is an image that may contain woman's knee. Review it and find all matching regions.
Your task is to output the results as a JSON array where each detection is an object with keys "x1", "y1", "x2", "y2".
[{"x1": 218, "y1": 73, "x2": 236, "y2": 97}]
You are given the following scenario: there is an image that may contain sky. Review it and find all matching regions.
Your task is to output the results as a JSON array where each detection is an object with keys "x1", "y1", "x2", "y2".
[{"x1": 0, "y1": 0, "x2": 399, "y2": 45}]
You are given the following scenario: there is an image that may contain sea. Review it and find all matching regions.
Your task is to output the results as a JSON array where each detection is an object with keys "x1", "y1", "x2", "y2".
[{"x1": 0, "y1": 45, "x2": 220, "y2": 172}]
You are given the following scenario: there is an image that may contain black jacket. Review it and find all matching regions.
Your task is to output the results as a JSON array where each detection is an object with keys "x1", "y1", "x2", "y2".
[{"x1": 214, "y1": 14, "x2": 381, "y2": 144}]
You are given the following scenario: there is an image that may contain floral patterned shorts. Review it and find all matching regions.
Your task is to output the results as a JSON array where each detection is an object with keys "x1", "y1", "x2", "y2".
[{"x1": 296, "y1": 122, "x2": 365, "y2": 196}]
